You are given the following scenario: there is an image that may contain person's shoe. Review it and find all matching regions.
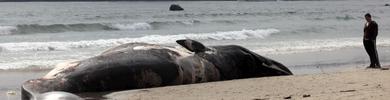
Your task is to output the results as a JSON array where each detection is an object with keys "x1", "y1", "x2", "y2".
[
  {"x1": 376, "y1": 64, "x2": 381, "y2": 68},
  {"x1": 380, "y1": 68, "x2": 389, "y2": 70},
  {"x1": 375, "y1": 65, "x2": 390, "y2": 70},
  {"x1": 366, "y1": 66, "x2": 380, "y2": 69}
]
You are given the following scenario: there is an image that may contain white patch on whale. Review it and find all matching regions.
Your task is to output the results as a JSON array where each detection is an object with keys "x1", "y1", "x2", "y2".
[
  {"x1": 133, "y1": 45, "x2": 193, "y2": 58},
  {"x1": 205, "y1": 47, "x2": 217, "y2": 54},
  {"x1": 37, "y1": 91, "x2": 83, "y2": 100},
  {"x1": 43, "y1": 60, "x2": 80, "y2": 79},
  {"x1": 133, "y1": 45, "x2": 158, "y2": 51}
]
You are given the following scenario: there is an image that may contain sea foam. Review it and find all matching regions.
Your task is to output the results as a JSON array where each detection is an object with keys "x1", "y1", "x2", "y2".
[
  {"x1": 111, "y1": 23, "x2": 152, "y2": 31},
  {"x1": 254, "y1": 38, "x2": 390, "y2": 55},
  {"x1": 0, "y1": 29, "x2": 279, "y2": 52}
]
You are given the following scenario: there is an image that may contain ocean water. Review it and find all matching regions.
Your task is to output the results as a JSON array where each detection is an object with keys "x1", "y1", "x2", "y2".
[{"x1": 1, "y1": 0, "x2": 390, "y2": 72}]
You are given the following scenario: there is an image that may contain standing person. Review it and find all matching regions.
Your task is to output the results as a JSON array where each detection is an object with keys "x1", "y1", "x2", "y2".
[{"x1": 363, "y1": 13, "x2": 381, "y2": 68}]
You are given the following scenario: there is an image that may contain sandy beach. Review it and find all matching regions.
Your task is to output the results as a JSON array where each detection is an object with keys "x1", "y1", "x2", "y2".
[
  {"x1": 94, "y1": 66, "x2": 390, "y2": 100},
  {"x1": 1, "y1": 66, "x2": 390, "y2": 100}
]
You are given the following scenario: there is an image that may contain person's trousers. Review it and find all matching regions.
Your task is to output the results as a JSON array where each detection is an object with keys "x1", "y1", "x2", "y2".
[{"x1": 363, "y1": 39, "x2": 381, "y2": 67}]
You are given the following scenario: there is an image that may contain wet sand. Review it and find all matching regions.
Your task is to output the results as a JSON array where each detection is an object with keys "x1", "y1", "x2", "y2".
[{"x1": 0, "y1": 70, "x2": 49, "y2": 100}]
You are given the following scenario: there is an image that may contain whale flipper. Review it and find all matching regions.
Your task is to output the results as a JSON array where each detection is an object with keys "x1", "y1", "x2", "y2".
[{"x1": 176, "y1": 39, "x2": 209, "y2": 53}]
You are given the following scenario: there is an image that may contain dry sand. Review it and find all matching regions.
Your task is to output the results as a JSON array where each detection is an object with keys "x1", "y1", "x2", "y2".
[{"x1": 99, "y1": 66, "x2": 390, "y2": 100}]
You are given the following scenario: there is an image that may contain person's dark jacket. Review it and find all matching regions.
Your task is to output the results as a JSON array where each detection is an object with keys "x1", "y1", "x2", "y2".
[{"x1": 364, "y1": 21, "x2": 378, "y2": 40}]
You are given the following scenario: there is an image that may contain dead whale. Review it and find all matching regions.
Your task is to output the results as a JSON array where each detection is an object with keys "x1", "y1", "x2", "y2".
[{"x1": 22, "y1": 39, "x2": 292, "y2": 100}]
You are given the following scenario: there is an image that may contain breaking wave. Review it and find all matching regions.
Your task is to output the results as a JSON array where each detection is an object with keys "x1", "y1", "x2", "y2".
[
  {"x1": 0, "y1": 28, "x2": 279, "y2": 52},
  {"x1": 0, "y1": 26, "x2": 17, "y2": 35},
  {"x1": 0, "y1": 23, "x2": 150, "y2": 35},
  {"x1": 0, "y1": 20, "x2": 202, "y2": 35}
]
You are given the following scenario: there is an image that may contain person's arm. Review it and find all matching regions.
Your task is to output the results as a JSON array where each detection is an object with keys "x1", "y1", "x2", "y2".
[
  {"x1": 364, "y1": 22, "x2": 368, "y2": 39},
  {"x1": 373, "y1": 22, "x2": 378, "y2": 35}
]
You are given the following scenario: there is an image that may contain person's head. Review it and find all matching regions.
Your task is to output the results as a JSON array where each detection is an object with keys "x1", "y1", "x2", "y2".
[{"x1": 365, "y1": 13, "x2": 372, "y2": 22}]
